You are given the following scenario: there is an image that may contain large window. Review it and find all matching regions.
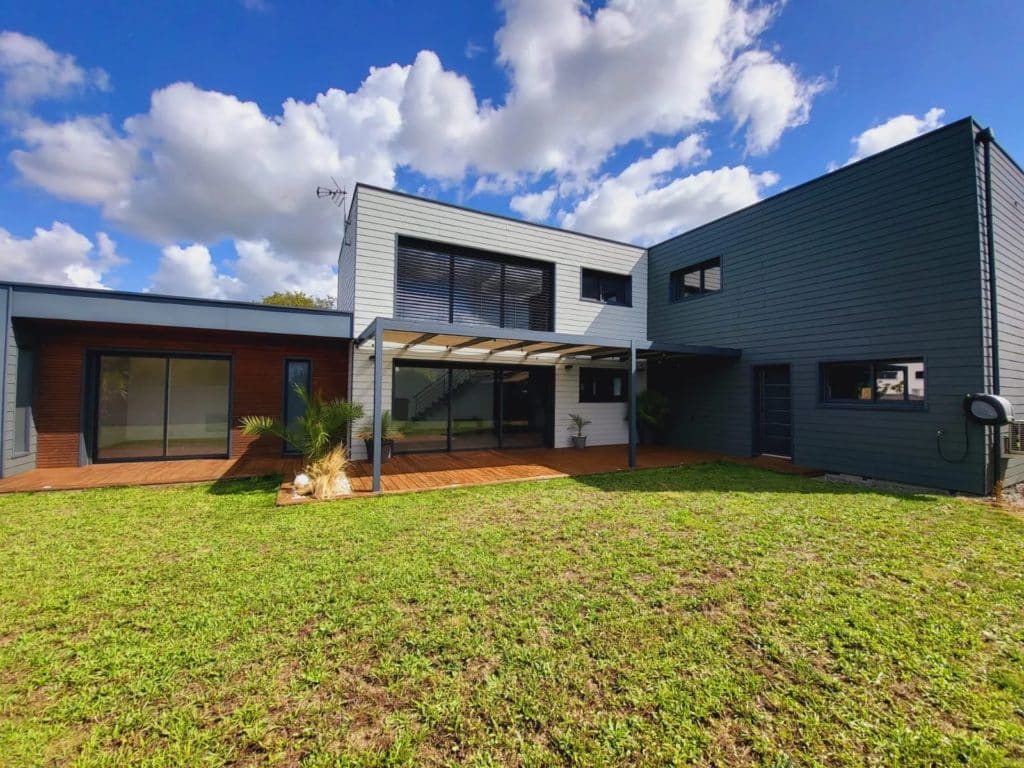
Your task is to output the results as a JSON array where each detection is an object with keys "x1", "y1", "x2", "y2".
[
  {"x1": 395, "y1": 237, "x2": 554, "y2": 331},
  {"x1": 581, "y1": 268, "x2": 631, "y2": 306},
  {"x1": 392, "y1": 362, "x2": 553, "y2": 452},
  {"x1": 95, "y1": 354, "x2": 230, "y2": 461},
  {"x1": 579, "y1": 368, "x2": 627, "y2": 403},
  {"x1": 13, "y1": 347, "x2": 33, "y2": 455},
  {"x1": 669, "y1": 258, "x2": 721, "y2": 302},
  {"x1": 820, "y1": 359, "x2": 925, "y2": 406}
]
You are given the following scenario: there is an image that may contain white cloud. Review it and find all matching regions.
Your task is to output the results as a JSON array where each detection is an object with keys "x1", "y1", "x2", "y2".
[
  {"x1": 559, "y1": 135, "x2": 777, "y2": 243},
  {"x1": 147, "y1": 239, "x2": 337, "y2": 301},
  {"x1": 6, "y1": 6, "x2": 821, "y2": 297},
  {"x1": 726, "y1": 50, "x2": 825, "y2": 155},
  {"x1": 11, "y1": 116, "x2": 137, "y2": 204},
  {"x1": 509, "y1": 189, "x2": 556, "y2": 221},
  {"x1": 0, "y1": 30, "x2": 108, "y2": 105},
  {"x1": 0, "y1": 223, "x2": 124, "y2": 288},
  {"x1": 844, "y1": 108, "x2": 945, "y2": 165}
]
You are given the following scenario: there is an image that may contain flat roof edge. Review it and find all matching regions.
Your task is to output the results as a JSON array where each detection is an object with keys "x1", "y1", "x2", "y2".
[{"x1": 3, "y1": 281, "x2": 354, "y2": 339}]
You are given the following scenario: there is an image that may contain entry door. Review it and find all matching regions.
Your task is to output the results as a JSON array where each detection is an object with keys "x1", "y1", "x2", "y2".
[{"x1": 754, "y1": 365, "x2": 792, "y2": 457}]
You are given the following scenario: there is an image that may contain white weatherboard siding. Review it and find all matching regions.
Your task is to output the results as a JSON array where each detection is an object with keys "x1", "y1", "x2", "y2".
[
  {"x1": 349, "y1": 349, "x2": 640, "y2": 460},
  {"x1": 336, "y1": 211, "x2": 357, "y2": 314},
  {"x1": 345, "y1": 186, "x2": 650, "y2": 459},
  {"x1": 349, "y1": 186, "x2": 648, "y2": 337}
]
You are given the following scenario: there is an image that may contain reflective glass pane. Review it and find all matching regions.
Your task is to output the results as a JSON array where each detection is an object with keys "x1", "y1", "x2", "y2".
[
  {"x1": 97, "y1": 356, "x2": 167, "y2": 459},
  {"x1": 14, "y1": 348, "x2": 33, "y2": 454},
  {"x1": 166, "y1": 358, "x2": 230, "y2": 456},
  {"x1": 501, "y1": 368, "x2": 551, "y2": 448},
  {"x1": 682, "y1": 269, "x2": 702, "y2": 296},
  {"x1": 451, "y1": 368, "x2": 498, "y2": 450},
  {"x1": 703, "y1": 262, "x2": 722, "y2": 292},
  {"x1": 393, "y1": 365, "x2": 449, "y2": 452},
  {"x1": 876, "y1": 360, "x2": 924, "y2": 402},
  {"x1": 824, "y1": 363, "x2": 872, "y2": 401},
  {"x1": 284, "y1": 361, "x2": 311, "y2": 452}
]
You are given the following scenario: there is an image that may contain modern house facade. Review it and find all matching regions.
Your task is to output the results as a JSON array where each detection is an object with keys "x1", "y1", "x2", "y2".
[{"x1": 2, "y1": 116, "x2": 1022, "y2": 496}]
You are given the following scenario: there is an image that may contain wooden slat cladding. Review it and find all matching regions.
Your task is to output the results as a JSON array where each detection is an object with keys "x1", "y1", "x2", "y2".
[{"x1": 31, "y1": 321, "x2": 350, "y2": 468}]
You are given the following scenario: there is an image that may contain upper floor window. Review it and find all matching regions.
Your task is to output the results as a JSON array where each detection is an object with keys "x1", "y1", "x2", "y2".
[
  {"x1": 820, "y1": 359, "x2": 925, "y2": 406},
  {"x1": 669, "y1": 258, "x2": 721, "y2": 302},
  {"x1": 396, "y1": 237, "x2": 554, "y2": 331},
  {"x1": 581, "y1": 268, "x2": 632, "y2": 307}
]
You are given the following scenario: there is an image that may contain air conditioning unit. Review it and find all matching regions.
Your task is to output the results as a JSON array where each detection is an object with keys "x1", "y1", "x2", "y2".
[{"x1": 1003, "y1": 422, "x2": 1024, "y2": 455}]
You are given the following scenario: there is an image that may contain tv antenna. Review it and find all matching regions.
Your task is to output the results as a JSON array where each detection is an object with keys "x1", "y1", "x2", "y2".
[{"x1": 316, "y1": 176, "x2": 347, "y2": 208}]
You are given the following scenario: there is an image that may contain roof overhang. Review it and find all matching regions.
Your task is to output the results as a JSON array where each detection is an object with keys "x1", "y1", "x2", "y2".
[
  {"x1": 3, "y1": 282, "x2": 354, "y2": 339},
  {"x1": 355, "y1": 317, "x2": 740, "y2": 361}
]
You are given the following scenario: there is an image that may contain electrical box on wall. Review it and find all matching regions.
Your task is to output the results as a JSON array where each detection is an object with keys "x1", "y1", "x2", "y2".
[{"x1": 963, "y1": 393, "x2": 1014, "y2": 425}]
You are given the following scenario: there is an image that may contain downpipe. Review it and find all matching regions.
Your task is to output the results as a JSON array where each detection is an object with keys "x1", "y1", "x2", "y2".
[{"x1": 976, "y1": 127, "x2": 1003, "y2": 494}]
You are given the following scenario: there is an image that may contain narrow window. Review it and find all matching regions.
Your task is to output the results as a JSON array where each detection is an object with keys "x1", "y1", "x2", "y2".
[
  {"x1": 581, "y1": 268, "x2": 632, "y2": 306},
  {"x1": 579, "y1": 368, "x2": 628, "y2": 403},
  {"x1": 670, "y1": 257, "x2": 722, "y2": 302},
  {"x1": 283, "y1": 360, "x2": 312, "y2": 453},
  {"x1": 13, "y1": 348, "x2": 33, "y2": 455},
  {"x1": 821, "y1": 359, "x2": 925, "y2": 406}
]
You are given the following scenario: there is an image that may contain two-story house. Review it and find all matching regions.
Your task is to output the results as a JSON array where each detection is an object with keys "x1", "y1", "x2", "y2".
[{"x1": 2, "y1": 116, "x2": 1022, "y2": 497}]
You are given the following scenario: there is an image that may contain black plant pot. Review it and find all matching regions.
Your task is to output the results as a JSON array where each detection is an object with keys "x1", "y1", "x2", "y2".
[{"x1": 363, "y1": 438, "x2": 395, "y2": 463}]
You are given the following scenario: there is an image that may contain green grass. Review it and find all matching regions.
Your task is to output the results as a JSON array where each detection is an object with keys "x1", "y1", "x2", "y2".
[{"x1": 1, "y1": 464, "x2": 1022, "y2": 767}]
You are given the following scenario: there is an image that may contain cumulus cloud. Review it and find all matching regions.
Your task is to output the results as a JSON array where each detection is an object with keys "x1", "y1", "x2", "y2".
[
  {"x1": 0, "y1": 30, "x2": 109, "y2": 105},
  {"x1": 559, "y1": 134, "x2": 777, "y2": 243},
  {"x1": 726, "y1": 50, "x2": 825, "y2": 154},
  {"x1": 11, "y1": 116, "x2": 137, "y2": 204},
  {"x1": 843, "y1": 108, "x2": 945, "y2": 166},
  {"x1": 6, "y1": 4, "x2": 822, "y2": 297},
  {"x1": 0, "y1": 223, "x2": 124, "y2": 288},
  {"x1": 509, "y1": 189, "x2": 557, "y2": 221}
]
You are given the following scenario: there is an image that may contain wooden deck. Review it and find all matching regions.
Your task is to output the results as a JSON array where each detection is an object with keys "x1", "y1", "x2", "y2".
[
  {"x1": 281, "y1": 446, "x2": 819, "y2": 503},
  {"x1": 0, "y1": 446, "x2": 817, "y2": 497},
  {"x1": 0, "y1": 455, "x2": 302, "y2": 493}
]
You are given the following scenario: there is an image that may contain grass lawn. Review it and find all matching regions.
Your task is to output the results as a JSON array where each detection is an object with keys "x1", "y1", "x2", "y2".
[{"x1": 1, "y1": 464, "x2": 1023, "y2": 767}]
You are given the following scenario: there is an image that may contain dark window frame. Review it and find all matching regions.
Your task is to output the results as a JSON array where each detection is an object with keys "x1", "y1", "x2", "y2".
[
  {"x1": 578, "y1": 367, "x2": 627, "y2": 403},
  {"x1": 580, "y1": 267, "x2": 632, "y2": 307},
  {"x1": 669, "y1": 257, "x2": 722, "y2": 302},
  {"x1": 819, "y1": 358, "x2": 927, "y2": 409},
  {"x1": 390, "y1": 359, "x2": 555, "y2": 452},
  {"x1": 88, "y1": 350, "x2": 234, "y2": 463},
  {"x1": 394, "y1": 236, "x2": 555, "y2": 332},
  {"x1": 282, "y1": 358, "x2": 312, "y2": 455}
]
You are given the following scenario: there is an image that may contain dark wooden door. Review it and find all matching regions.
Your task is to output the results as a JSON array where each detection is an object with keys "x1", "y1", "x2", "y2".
[{"x1": 755, "y1": 365, "x2": 792, "y2": 457}]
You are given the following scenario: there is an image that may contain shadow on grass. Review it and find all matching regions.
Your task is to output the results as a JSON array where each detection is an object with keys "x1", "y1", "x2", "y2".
[
  {"x1": 205, "y1": 474, "x2": 282, "y2": 497},
  {"x1": 563, "y1": 461, "x2": 946, "y2": 503}
]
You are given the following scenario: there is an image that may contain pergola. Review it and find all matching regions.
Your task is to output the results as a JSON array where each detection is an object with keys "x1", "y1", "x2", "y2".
[{"x1": 355, "y1": 317, "x2": 741, "y2": 492}]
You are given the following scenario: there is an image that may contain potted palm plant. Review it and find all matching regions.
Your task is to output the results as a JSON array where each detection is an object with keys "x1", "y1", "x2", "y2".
[
  {"x1": 567, "y1": 413, "x2": 591, "y2": 449},
  {"x1": 240, "y1": 384, "x2": 363, "y2": 499},
  {"x1": 356, "y1": 410, "x2": 404, "y2": 463}
]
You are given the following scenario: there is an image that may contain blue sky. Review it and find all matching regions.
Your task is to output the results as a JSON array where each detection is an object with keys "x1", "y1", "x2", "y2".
[{"x1": 0, "y1": 0, "x2": 1022, "y2": 300}]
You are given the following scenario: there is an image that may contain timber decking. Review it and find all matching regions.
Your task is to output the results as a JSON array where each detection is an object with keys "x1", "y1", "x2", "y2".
[
  {"x1": 281, "y1": 446, "x2": 819, "y2": 503},
  {"x1": 0, "y1": 456, "x2": 302, "y2": 493},
  {"x1": 0, "y1": 446, "x2": 816, "y2": 496}
]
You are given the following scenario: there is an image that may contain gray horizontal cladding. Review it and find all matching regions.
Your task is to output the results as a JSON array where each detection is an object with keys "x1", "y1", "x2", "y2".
[
  {"x1": 986, "y1": 137, "x2": 1024, "y2": 486},
  {"x1": 647, "y1": 118, "x2": 990, "y2": 494},
  {"x1": 4, "y1": 282, "x2": 353, "y2": 339}
]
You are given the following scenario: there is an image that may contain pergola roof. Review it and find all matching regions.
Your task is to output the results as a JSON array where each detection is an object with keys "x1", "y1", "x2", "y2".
[{"x1": 355, "y1": 317, "x2": 740, "y2": 361}]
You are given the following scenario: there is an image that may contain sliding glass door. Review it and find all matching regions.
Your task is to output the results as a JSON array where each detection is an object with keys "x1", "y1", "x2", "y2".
[
  {"x1": 392, "y1": 362, "x2": 552, "y2": 453},
  {"x1": 95, "y1": 354, "x2": 230, "y2": 461}
]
